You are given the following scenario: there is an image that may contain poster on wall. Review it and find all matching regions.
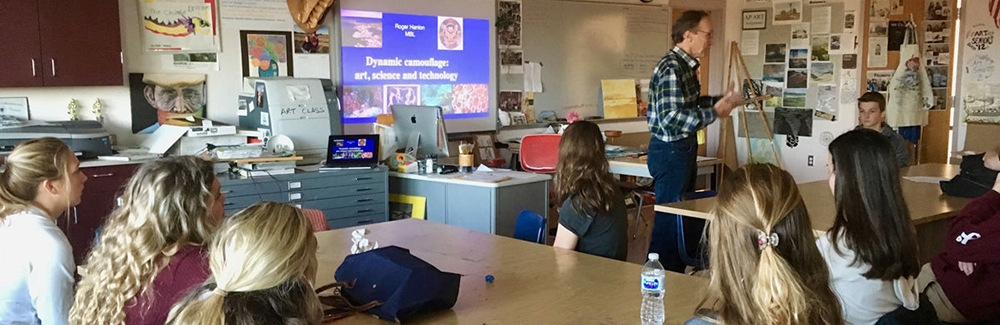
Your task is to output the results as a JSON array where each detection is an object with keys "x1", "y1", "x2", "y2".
[
  {"x1": 815, "y1": 84, "x2": 838, "y2": 121},
  {"x1": 866, "y1": 70, "x2": 893, "y2": 93},
  {"x1": 128, "y1": 73, "x2": 207, "y2": 134},
  {"x1": 742, "y1": 31, "x2": 761, "y2": 55},
  {"x1": 811, "y1": 36, "x2": 830, "y2": 61},
  {"x1": 841, "y1": 69, "x2": 859, "y2": 104},
  {"x1": 139, "y1": 0, "x2": 219, "y2": 52},
  {"x1": 498, "y1": 1, "x2": 521, "y2": 47},
  {"x1": 773, "y1": 0, "x2": 803, "y2": 25},
  {"x1": 887, "y1": 21, "x2": 909, "y2": 51},
  {"x1": 868, "y1": 37, "x2": 888, "y2": 67},
  {"x1": 925, "y1": 21, "x2": 950, "y2": 44},
  {"x1": 791, "y1": 24, "x2": 810, "y2": 47},
  {"x1": 783, "y1": 88, "x2": 807, "y2": 107},
  {"x1": 870, "y1": 0, "x2": 890, "y2": 20},
  {"x1": 811, "y1": 62, "x2": 834, "y2": 82},
  {"x1": 765, "y1": 44, "x2": 788, "y2": 63},
  {"x1": 240, "y1": 30, "x2": 294, "y2": 79},
  {"x1": 844, "y1": 10, "x2": 857, "y2": 31},
  {"x1": 925, "y1": 0, "x2": 952, "y2": 21},
  {"x1": 774, "y1": 106, "x2": 813, "y2": 136},
  {"x1": 811, "y1": 6, "x2": 831, "y2": 34}
]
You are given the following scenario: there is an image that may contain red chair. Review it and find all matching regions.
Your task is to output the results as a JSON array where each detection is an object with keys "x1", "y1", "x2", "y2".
[
  {"x1": 302, "y1": 209, "x2": 331, "y2": 232},
  {"x1": 519, "y1": 134, "x2": 561, "y2": 173}
]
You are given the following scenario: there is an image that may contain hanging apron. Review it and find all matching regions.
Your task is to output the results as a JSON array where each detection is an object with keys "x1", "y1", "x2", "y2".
[{"x1": 887, "y1": 24, "x2": 934, "y2": 127}]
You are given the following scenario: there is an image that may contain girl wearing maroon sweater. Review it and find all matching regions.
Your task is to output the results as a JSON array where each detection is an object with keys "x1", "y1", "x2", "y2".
[
  {"x1": 919, "y1": 146, "x2": 1000, "y2": 324},
  {"x1": 70, "y1": 157, "x2": 226, "y2": 325}
]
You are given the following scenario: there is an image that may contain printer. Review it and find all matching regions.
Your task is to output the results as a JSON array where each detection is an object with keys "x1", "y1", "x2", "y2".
[
  {"x1": 0, "y1": 120, "x2": 113, "y2": 158},
  {"x1": 239, "y1": 77, "x2": 343, "y2": 164}
]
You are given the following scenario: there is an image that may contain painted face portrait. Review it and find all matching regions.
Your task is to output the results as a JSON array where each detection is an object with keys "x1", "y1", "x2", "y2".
[{"x1": 439, "y1": 18, "x2": 462, "y2": 49}]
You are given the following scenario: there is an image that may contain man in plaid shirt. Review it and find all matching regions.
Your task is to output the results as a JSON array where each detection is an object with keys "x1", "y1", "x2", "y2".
[{"x1": 646, "y1": 10, "x2": 738, "y2": 273}]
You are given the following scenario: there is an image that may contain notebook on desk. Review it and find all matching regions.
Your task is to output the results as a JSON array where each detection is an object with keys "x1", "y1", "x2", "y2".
[{"x1": 319, "y1": 134, "x2": 380, "y2": 171}]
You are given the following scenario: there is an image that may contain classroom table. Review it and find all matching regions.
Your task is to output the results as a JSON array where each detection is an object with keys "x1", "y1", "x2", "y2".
[
  {"x1": 608, "y1": 156, "x2": 723, "y2": 191},
  {"x1": 316, "y1": 218, "x2": 709, "y2": 324},
  {"x1": 655, "y1": 163, "x2": 969, "y2": 262}
]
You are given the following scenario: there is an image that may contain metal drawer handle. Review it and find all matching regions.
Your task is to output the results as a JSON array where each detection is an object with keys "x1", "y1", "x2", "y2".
[
  {"x1": 356, "y1": 209, "x2": 374, "y2": 214},
  {"x1": 30, "y1": 59, "x2": 36, "y2": 76},
  {"x1": 288, "y1": 181, "x2": 301, "y2": 189},
  {"x1": 90, "y1": 173, "x2": 114, "y2": 178},
  {"x1": 356, "y1": 198, "x2": 373, "y2": 203},
  {"x1": 224, "y1": 202, "x2": 234, "y2": 206},
  {"x1": 220, "y1": 190, "x2": 233, "y2": 195},
  {"x1": 289, "y1": 192, "x2": 302, "y2": 201},
  {"x1": 357, "y1": 220, "x2": 373, "y2": 225},
  {"x1": 356, "y1": 187, "x2": 372, "y2": 192},
  {"x1": 51, "y1": 59, "x2": 56, "y2": 77},
  {"x1": 355, "y1": 177, "x2": 372, "y2": 181}
]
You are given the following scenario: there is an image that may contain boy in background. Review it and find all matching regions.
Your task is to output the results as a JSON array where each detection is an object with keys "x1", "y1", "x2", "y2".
[{"x1": 855, "y1": 91, "x2": 910, "y2": 167}]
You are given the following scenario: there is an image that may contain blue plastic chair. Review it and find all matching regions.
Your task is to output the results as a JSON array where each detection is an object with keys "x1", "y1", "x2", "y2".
[
  {"x1": 678, "y1": 190, "x2": 716, "y2": 269},
  {"x1": 513, "y1": 210, "x2": 547, "y2": 244}
]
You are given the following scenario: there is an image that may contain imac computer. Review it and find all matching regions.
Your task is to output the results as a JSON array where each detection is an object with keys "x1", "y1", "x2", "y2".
[{"x1": 390, "y1": 105, "x2": 449, "y2": 158}]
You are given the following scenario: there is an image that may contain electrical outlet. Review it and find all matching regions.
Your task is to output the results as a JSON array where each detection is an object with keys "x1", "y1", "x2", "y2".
[{"x1": 808, "y1": 155, "x2": 814, "y2": 166}]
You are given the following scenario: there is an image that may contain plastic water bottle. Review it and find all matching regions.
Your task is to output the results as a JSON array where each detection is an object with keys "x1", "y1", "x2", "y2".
[{"x1": 640, "y1": 253, "x2": 665, "y2": 325}]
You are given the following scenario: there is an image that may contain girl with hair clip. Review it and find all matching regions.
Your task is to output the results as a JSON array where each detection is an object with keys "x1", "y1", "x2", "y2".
[
  {"x1": 0, "y1": 138, "x2": 87, "y2": 324},
  {"x1": 685, "y1": 164, "x2": 844, "y2": 325},
  {"x1": 552, "y1": 120, "x2": 628, "y2": 261},
  {"x1": 166, "y1": 201, "x2": 322, "y2": 325},
  {"x1": 821, "y1": 129, "x2": 924, "y2": 325},
  {"x1": 70, "y1": 156, "x2": 226, "y2": 325}
]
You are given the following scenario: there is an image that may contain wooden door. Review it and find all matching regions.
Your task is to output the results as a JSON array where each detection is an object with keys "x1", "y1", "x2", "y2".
[
  {"x1": 37, "y1": 0, "x2": 123, "y2": 87},
  {"x1": 0, "y1": 0, "x2": 44, "y2": 87}
]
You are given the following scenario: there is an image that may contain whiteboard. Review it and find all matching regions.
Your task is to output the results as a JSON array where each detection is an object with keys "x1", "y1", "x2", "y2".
[{"x1": 498, "y1": 0, "x2": 670, "y2": 120}]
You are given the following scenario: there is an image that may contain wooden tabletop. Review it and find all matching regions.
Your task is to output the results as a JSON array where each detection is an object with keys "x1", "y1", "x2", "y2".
[
  {"x1": 316, "y1": 219, "x2": 709, "y2": 325},
  {"x1": 655, "y1": 163, "x2": 970, "y2": 231}
]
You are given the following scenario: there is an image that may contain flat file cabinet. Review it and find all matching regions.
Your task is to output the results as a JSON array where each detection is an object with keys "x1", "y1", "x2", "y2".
[{"x1": 220, "y1": 167, "x2": 388, "y2": 229}]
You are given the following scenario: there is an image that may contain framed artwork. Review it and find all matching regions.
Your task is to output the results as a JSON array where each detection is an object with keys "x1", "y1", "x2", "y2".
[
  {"x1": 240, "y1": 30, "x2": 294, "y2": 78},
  {"x1": 389, "y1": 194, "x2": 426, "y2": 220},
  {"x1": 742, "y1": 10, "x2": 767, "y2": 30}
]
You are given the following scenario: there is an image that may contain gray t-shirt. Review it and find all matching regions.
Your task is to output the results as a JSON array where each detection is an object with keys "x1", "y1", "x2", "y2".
[{"x1": 558, "y1": 190, "x2": 628, "y2": 261}]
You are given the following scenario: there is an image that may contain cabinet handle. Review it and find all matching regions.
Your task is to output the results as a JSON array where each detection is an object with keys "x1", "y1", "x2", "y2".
[
  {"x1": 90, "y1": 173, "x2": 114, "y2": 178},
  {"x1": 72, "y1": 206, "x2": 78, "y2": 224},
  {"x1": 356, "y1": 209, "x2": 374, "y2": 214},
  {"x1": 224, "y1": 202, "x2": 234, "y2": 206},
  {"x1": 355, "y1": 177, "x2": 372, "y2": 181},
  {"x1": 288, "y1": 181, "x2": 301, "y2": 189},
  {"x1": 356, "y1": 198, "x2": 373, "y2": 203},
  {"x1": 357, "y1": 220, "x2": 373, "y2": 225},
  {"x1": 51, "y1": 59, "x2": 56, "y2": 77},
  {"x1": 30, "y1": 59, "x2": 36, "y2": 76},
  {"x1": 220, "y1": 190, "x2": 233, "y2": 195},
  {"x1": 288, "y1": 192, "x2": 302, "y2": 201},
  {"x1": 356, "y1": 187, "x2": 372, "y2": 192}
]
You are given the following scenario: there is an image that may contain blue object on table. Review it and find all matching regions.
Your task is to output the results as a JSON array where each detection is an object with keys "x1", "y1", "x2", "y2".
[{"x1": 485, "y1": 275, "x2": 495, "y2": 283}]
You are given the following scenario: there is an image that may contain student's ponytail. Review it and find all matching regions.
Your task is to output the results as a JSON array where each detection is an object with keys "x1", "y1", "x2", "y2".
[
  {"x1": 166, "y1": 283, "x2": 227, "y2": 325},
  {"x1": 753, "y1": 234, "x2": 810, "y2": 325}
]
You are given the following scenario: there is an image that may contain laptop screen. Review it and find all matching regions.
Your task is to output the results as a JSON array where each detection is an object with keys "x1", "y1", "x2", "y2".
[{"x1": 325, "y1": 134, "x2": 379, "y2": 168}]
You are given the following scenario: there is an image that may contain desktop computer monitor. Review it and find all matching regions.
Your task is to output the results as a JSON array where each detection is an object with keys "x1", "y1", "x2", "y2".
[{"x1": 390, "y1": 105, "x2": 449, "y2": 158}]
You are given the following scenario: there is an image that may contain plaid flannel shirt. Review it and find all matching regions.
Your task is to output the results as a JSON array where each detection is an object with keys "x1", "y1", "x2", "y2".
[{"x1": 647, "y1": 46, "x2": 718, "y2": 143}]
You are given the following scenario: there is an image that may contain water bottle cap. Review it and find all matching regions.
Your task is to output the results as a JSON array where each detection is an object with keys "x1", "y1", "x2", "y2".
[{"x1": 647, "y1": 253, "x2": 659, "y2": 260}]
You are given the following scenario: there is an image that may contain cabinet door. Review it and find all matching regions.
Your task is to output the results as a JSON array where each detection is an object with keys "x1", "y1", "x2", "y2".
[
  {"x1": 0, "y1": 0, "x2": 44, "y2": 87},
  {"x1": 37, "y1": 0, "x2": 123, "y2": 86},
  {"x1": 67, "y1": 164, "x2": 137, "y2": 265}
]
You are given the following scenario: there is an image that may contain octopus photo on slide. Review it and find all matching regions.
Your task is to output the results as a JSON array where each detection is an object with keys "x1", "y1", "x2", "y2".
[{"x1": 438, "y1": 17, "x2": 463, "y2": 50}]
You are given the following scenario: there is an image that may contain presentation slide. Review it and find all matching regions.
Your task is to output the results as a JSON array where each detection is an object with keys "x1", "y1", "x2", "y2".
[
  {"x1": 330, "y1": 137, "x2": 376, "y2": 160},
  {"x1": 340, "y1": 10, "x2": 490, "y2": 124}
]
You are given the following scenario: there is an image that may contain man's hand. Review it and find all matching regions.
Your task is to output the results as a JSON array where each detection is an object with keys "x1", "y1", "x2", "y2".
[
  {"x1": 714, "y1": 82, "x2": 741, "y2": 118},
  {"x1": 959, "y1": 261, "x2": 976, "y2": 276}
]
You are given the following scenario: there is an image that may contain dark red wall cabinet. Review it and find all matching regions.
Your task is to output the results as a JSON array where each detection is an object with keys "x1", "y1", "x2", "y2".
[{"x1": 0, "y1": 0, "x2": 124, "y2": 87}]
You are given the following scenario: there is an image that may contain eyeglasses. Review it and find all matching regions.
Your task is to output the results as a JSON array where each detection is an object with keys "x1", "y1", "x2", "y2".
[{"x1": 692, "y1": 30, "x2": 714, "y2": 38}]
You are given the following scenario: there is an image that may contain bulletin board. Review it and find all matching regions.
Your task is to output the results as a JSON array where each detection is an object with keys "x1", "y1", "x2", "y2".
[
  {"x1": 497, "y1": 0, "x2": 670, "y2": 120},
  {"x1": 739, "y1": 1, "x2": 851, "y2": 141}
]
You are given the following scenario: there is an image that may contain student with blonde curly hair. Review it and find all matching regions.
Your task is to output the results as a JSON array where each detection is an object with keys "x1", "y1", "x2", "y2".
[
  {"x1": 686, "y1": 164, "x2": 843, "y2": 325},
  {"x1": 70, "y1": 156, "x2": 225, "y2": 325},
  {"x1": 552, "y1": 120, "x2": 628, "y2": 261},
  {"x1": 167, "y1": 201, "x2": 322, "y2": 325},
  {"x1": 0, "y1": 138, "x2": 87, "y2": 324}
]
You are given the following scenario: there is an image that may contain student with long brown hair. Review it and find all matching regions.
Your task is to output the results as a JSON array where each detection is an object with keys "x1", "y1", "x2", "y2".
[
  {"x1": 686, "y1": 164, "x2": 843, "y2": 325},
  {"x1": 821, "y1": 129, "x2": 922, "y2": 324},
  {"x1": 70, "y1": 156, "x2": 226, "y2": 325},
  {"x1": 166, "y1": 202, "x2": 322, "y2": 325},
  {"x1": 0, "y1": 138, "x2": 87, "y2": 324},
  {"x1": 552, "y1": 120, "x2": 628, "y2": 260}
]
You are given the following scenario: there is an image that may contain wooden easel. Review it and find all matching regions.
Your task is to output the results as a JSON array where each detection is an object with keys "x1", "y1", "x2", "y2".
[{"x1": 721, "y1": 41, "x2": 783, "y2": 169}]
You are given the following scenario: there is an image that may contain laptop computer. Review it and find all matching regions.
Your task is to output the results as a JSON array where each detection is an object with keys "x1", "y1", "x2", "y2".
[{"x1": 319, "y1": 134, "x2": 380, "y2": 170}]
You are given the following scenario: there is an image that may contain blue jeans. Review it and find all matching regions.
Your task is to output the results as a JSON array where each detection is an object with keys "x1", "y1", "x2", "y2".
[{"x1": 646, "y1": 135, "x2": 704, "y2": 273}]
